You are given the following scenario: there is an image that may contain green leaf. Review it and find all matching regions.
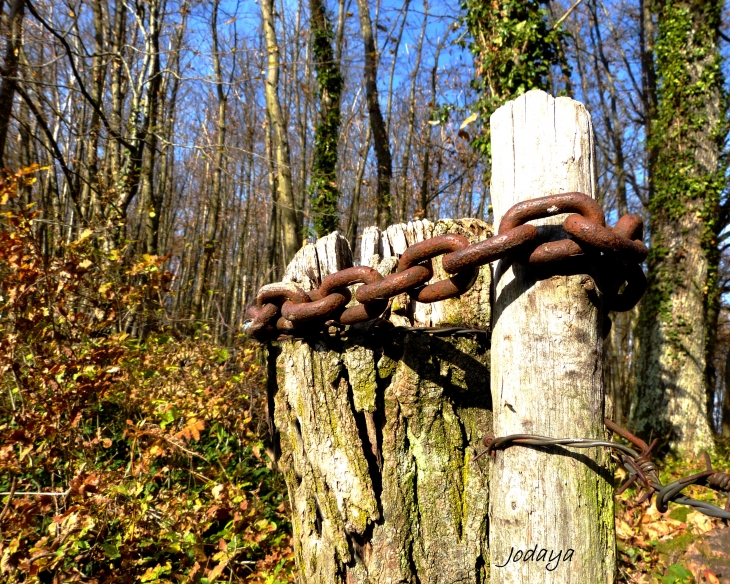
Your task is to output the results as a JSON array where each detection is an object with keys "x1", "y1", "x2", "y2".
[
  {"x1": 662, "y1": 563, "x2": 694, "y2": 584},
  {"x1": 100, "y1": 543, "x2": 120, "y2": 559}
]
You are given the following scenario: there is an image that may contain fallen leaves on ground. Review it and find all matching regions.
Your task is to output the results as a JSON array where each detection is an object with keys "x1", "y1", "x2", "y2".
[{"x1": 616, "y1": 444, "x2": 730, "y2": 584}]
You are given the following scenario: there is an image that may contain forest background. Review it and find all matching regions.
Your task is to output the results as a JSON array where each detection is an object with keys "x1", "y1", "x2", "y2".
[{"x1": 1, "y1": 0, "x2": 730, "y2": 581}]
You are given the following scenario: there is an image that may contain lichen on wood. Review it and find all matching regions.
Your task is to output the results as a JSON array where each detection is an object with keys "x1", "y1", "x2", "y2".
[
  {"x1": 489, "y1": 90, "x2": 615, "y2": 583},
  {"x1": 268, "y1": 224, "x2": 493, "y2": 582}
]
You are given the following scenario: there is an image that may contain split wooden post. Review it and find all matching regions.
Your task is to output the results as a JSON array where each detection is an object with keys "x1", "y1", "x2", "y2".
[
  {"x1": 489, "y1": 90, "x2": 616, "y2": 583},
  {"x1": 270, "y1": 222, "x2": 493, "y2": 583}
]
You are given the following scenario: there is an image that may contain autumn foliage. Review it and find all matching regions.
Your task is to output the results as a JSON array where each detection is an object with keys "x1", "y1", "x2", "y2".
[{"x1": 0, "y1": 168, "x2": 295, "y2": 583}]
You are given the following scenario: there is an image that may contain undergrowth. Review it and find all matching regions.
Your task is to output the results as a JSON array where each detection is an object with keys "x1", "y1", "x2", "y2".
[
  {"x1": 615, "y1": 439, "x2": 730, "y2": 583},
  {"x1": 2, "y1": 167, "x2": 728, "y2": 583},
  {"x1": 0, "y1": 168, "x2": 296, "y2": 583}
]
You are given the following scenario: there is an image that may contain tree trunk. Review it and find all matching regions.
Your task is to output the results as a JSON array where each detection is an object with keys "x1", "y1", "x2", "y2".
[
  {"x1": 264, "y1": 103, "x2": 281, "y2": 283},
  {"x1": 154, "y1": 3, "x2": 187, "y2": 257},
  {"x1": 639, "y1": 0, "x2": 657, "y2": 204},
  {"x1": 632, "y1": 0, "x2": 725, "y2": 453},
  {"x1": 107, "y1": 0, "x2": 127, "y2": 194},
  {"x1": 397, "y1": 2, "x2": 426, "y2": 223},
  {"x1": 384, "y1": 0, "x2": 409, "y2": 135},
  {"x1": 0, "y1": 0, "x2": 25, "y2": 168},
  {"x1": 355, "y1": 0, "x2": 392, "y2": 230},
  {"x1": 309, "y1": 0, "x2": 343, "y2": 237},
  {"x1": 260, "y1": 0, "x2": 300, "y2": 266},
  {"x1": 418, "y1": 36, "x2": 444, "y2": 222},
  {"x1": 192, "y1": 0, "x2": 227, "y2": 314},
  {"x1": 140, "y1": 0, "x2": 163, "y2": 256},
  {"x1": 79, "y1": 0, "x2": 105, "y2": 223},
  {"x1": 489, "y1": 90, "x2": 615, "y2": 583},
  {"x1": 346, "y1": 133, "x2": 370, "y2": 253},
  {"x1": 269, "y1": 219, "x2": 493, "y2": 583}
]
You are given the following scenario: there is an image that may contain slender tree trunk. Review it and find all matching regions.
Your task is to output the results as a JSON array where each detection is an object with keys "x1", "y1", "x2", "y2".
[
  {"x1": 227, "y1": 172, "x2": 253, "y2": 345},
  {"x1": 489, "y1": 90, "x2": 614, "y2": 583},
  {"x1": 346, "y1": 133, "x2": 370, "y2": 251},
  {"x1": 397, "y1": 2, "x2": 427, "y2": 223},
  {"x1": 0, "y1": 0, "x2": 25, "y2": 168},
  {"x1": 192, "y1": 0, "x2": 227, "y2": 314},
  {"x1": 79, "y1": 0, "x2": 105, "y2": 222},
  {"x1": 140, "y1": 0, "x2": 163, "y2": 256},
  {"x1": 632, "y1": 0, "x2": 725, "y2": 453},
  {"x1": 355, "y1": 0, "x2": 392, "y2": 229},
  {"x1": 584, "y1": 0, "x2": 637, "y2": 425},
  {"x1": 289, "y1": 1, "x2": 308, "y2": 231},
  {"x1": 720, "y1": 352, "x2": 730, "y2": 438},
  {"x1": 639, "y1": 0, "x2": 657, "y2": 204},
  {"x1": 334, "y1": 0, "x2": 346, "y2": 61},
  {"x1": 17, "y1": 98, "x2": 30, "y2": 190},
  {"x1": 260, "y1": 0, "x2": 300, "y2": 264},
  {"x1": 384, "y1": 0, "x2": 409, "y2": 134},
  {"x1": 264, "y1": 106, "x2": 281, "y2": 282},
  {"x1": 309, "y1": 0, "x2": 343, "y2": 236},
  {"x1": 418, "y1": 35, "x2": 443, "y2": 221},
  {"x1": 155, "y1": 2, "x2": 186, "y2": 257},
  {"x1": 587, "y1": 0, "x2": 628, "y2": 216},
  {"x1": 107, "y1": 0, "x2": 127, "y2": 194}
]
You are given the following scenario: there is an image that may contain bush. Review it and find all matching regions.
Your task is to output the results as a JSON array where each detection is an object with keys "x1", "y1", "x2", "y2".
[{"x1": 0, "y1": 168, "x2": 295, "y2": 583}]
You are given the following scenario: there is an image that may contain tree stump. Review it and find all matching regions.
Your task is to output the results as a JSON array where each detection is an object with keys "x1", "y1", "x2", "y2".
[{"x1": 268, "y1": 221, "x2": 493, "y2": 583}]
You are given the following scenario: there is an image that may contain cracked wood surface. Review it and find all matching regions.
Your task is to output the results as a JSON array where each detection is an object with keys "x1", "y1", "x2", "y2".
[
  {"x1": 489, "y1": 90, "x2": 615, "y2": 584},
  {"x1": 269, "y1": 221, "x2": 492, "y2": 582}
]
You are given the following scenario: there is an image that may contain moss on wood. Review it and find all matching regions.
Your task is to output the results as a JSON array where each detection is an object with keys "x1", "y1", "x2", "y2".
[{"x1": 270, "y1": 324, "x2": 491, "y2": 582}]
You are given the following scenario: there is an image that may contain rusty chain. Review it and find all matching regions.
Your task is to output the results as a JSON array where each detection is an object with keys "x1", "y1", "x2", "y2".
[
  {"x1": 476, "y1": 419, "x2": 730, "y2": 521},
  {"x1": 246, "y1": 194, "x2": 728, "y2": 522},
  {"x1": 246, "y1": 192, "x2": 649, "y2": 341}
]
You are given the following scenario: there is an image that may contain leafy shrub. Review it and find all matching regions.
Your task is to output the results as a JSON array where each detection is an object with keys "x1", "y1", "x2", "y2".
[{"x1": 0, "y1": 168, "x2": 295, "y2": 583}]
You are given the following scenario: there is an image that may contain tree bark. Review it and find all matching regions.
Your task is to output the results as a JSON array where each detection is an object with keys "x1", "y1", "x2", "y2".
[
  {"x1": 0, "y1": 0, "x2": 25, "y2": 168},
  {"x1": 155, "y1": 2, "x2": 187, "y2": 257},
  {"x1": 192, "y1": 0, "x2": 227, "y2": 314},
  {"x1": 309, "y1": 0, "x2": 343, "y2": 237},
  {"x1": 346, "y1": 133, "x2": 370, "y2": 253},
  {"x1": 355, "y1": 0, "x2": 392, "y2": 230},
  {"x1": 632, "y1": 0, "x2": 724, "y2": 453},
  {"x1": 269, "y1": 219, "x2": 493, "y2": 582},
  {"x1": 260, "y1": 0, "x2": 300, "y2": 265},
  {"x1": 140, "y1": 0, "x2": 163, "y2": 256},
  {"x1": 418, "y1": 36, "x2": 444, "y2": 222},
  {"x1": 106, "y1": 0, "x2": 127, "y2": 198},
  {"x1": 639, "y1": 0, "x2": 657, "y2": 204},
  {"x1": 79, "y1": 0, "x2": 105, "y2": 223},
  {"x1": 489, "y1": 90, "x2": 615, "y2": 583},
  {"x1": 384, "y1": 0, "x2": 409, "y2": 136},
  {"x1": 397, "y1": 2, "x2": 426, "y2": 223}
]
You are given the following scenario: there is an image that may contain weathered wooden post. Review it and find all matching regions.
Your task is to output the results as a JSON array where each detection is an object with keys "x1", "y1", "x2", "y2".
[
  {"x1": 488, "y1": 90, "x2": 615, "y2": 582},
  {"x1": 261, "y1": 90, "x2": 619, "y2": 583},
  {"x1": 267, "y1": 221, "x2": 493, "y2": 583}
]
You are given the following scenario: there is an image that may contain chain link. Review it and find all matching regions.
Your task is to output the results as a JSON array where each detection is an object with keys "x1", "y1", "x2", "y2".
[{"x1": 246, "y1": 192, "x2": 649, "y2": 340}]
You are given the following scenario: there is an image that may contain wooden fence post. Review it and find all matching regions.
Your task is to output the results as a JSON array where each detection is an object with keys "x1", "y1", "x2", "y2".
[
  {"x1": 268, "y1": 222, "x2": 493, "y2": 583},
  {"x1": 489, "y1": 90, "x2": 615, "y2": 582}
]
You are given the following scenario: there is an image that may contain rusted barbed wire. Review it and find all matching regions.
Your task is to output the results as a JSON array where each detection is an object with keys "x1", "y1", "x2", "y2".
[
  {"x1": 246, "y1": 192, "x2": 649, "y2": 340},
  {"x1": 477, "y1": 419, "x2": 730, "y2": 521}
]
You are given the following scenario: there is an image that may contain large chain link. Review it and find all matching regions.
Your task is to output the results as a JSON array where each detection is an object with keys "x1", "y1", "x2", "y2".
[{"x1": 246, "y1": 192, "x2": 649, "y2": 340}]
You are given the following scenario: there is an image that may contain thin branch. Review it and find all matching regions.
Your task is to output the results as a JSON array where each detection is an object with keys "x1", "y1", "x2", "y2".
[
  {"x1": 553, "y1": 0, "x2": 585, "y2": 29},
  {"x1": 14, "y1": 83, "x2": 85, "y2": 223},
  {"x1": 25, "y1": 0, "x2": 135, "y2": 151},
  {"x1": 0, "y1": 490, "x2": 68, "y2": 496},
  {"x1": 0, "y1": 477, "x2": 18, "y2": 533}
]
